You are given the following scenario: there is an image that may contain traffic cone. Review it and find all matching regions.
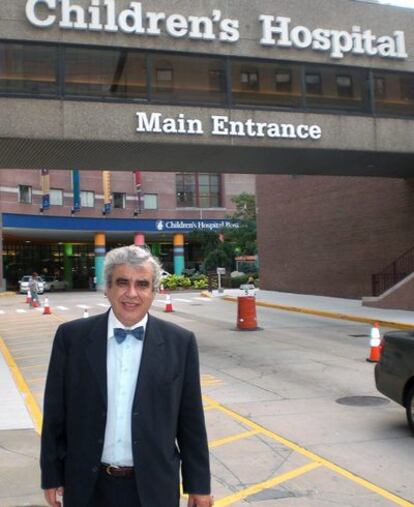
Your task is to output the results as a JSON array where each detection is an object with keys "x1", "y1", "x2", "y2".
[
  {"x1": 159, "y1": 283, "x2": 166, "y2": 294},
  {"x1": 83, "y1": 309, "x2": 89, "y2": 318},
  {"x1": 367, "y1": 323, "x2": 381, "y2": 362},
  {"x1": 32, "y1": 298, "x2": 39, "y2": 308},
  {"x1": 26, "y1": 289, "x2": 31, "y2": 304},
  {"x1": 43, "y1": 297, "x2": 52, "y2": 315},
  {"x1": 164, "y1": 294, "x2": 173, "y2": 313}
]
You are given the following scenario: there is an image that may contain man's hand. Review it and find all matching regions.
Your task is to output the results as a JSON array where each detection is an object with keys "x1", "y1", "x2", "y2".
[
  {"x1": 188, "y1": 493, "x2": 214, "y2": 507},
  {"x1": 44, "y1": 487, "x2": 64, "y2": 507}
]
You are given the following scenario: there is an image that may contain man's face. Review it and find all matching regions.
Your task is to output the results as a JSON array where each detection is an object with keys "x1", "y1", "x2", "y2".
[{"x1": 106, "y1": 262, "x2": 155, "y2": 327}]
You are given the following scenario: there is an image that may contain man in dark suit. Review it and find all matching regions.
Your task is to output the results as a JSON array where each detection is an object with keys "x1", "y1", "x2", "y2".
[{"x1": 40, "y1": 245, "x2": 213, "y2": 507}]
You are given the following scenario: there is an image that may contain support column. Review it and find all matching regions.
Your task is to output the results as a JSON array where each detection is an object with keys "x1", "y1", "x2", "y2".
[
  {"x1": 63, "y1": 244, "x2": 73, "y2": 289},
  {"x1": 173, "y1": 234, "x2": 185, "y2": 275},
  {"x1": 134, "y1": 233, "x2": 145, "y2": 246},
  {"x1": 95, "y1": 233, "x2": 106, "y2": 292}
]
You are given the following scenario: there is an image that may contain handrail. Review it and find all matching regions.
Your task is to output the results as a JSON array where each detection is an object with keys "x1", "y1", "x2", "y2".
[{"x1": 372, "y1": 245, "x2": 414, "y2": 296}]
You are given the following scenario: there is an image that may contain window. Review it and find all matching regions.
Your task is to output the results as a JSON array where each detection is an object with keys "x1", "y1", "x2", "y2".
[
  {"x1": 373, "y1": 71, "x2": 414, "y2": 116},
  {"x1": 275, "y1": 71, "x2": 292, "y2": 93},
  {"x1": 64, "y1": 47, "x2": 147, "y2": 99},
  {"x1": 113, "y1": 192, "x2": 125, "y2": 209},
  {"x1": 80, "y1": 191, "x2": 94, "y2": 208},
  {"x1": 232, "y1": 60, "x2": 301, "y2": 108},
  {"x1": 152, "y1": 54, "x2": 226, "y2": 105},
  {"x1": 305, "y1": 73, "x2": 322, "y2": 95},
  {"x1": 18, "y1": 185, "x2": 31, "y2": 204},
  {"x1": 337, "y1": 75, "x2": 353, "y2": 98},
  {"x1": 176, "y1": 173, "x2": 221, "y2": 208},
  {"x1": 143, "y1": 194, "x2": 158, "y2": 210},
  {"x1": 50, "y1": 189, "x2": 63, "y2": 206},
  {"x1": 240, "y1": 70, "x2": 259, "y2": 90},
  {"x1": 0, "y1": 42, "x2": 57, "y2": 95}
]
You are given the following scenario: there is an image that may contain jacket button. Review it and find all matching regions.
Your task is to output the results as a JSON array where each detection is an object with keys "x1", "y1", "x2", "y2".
[
  {"x1": 92, "y1": 466, "x2": 99, "y2": 473},
  {"x1": 133, "y1": 440, "x2": 138, "y2": 445},
  {"x1": 133, "y1": 412, "x2": 139, "y2": 417}
]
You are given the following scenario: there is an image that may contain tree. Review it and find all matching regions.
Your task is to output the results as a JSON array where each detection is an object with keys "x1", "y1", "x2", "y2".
[{"x1": 224, "y1": 193, "x2": 257, "y2": 255}]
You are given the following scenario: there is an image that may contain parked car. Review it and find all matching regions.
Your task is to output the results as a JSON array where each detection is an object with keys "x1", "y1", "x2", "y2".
[
  {"x1": 18, "y1": 275, "x2": 45, "y2": 294},
  {"x1": 43, "y1": 276, "x2": 69, "y2": 292},
  {"x1": 375, "y1": 330, "x2": 414, "y2": 434}
]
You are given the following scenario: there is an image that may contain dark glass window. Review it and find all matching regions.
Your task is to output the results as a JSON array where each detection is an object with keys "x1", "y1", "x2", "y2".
[
  {"x1": 176, "y1": 173, "x2": 221, "y2": 208},
  {"x1": 112, "y1": 192, "x2": 125, "y2": 209},
  {"x1": 232, "y1": 60, "x2": 301, "y2": 108},
  {"x1": 0, "y1": 42, "x2": 57, "y2": 95},
  {"x1": 305, "y1": 73, "x2": 322, "y2": 95},
  {"x1": 305, "y1": 65, "x2": 368, "y2": 112},
  {"x1": 337, "y1": 75, "x2": 353, "y2": 98},
  {"x1": 151, "y1": 54, "x2": 226, "y2": 105},
  {"x1": 373, "y1": 71, "x2": 414, "y2": 116},
  {"x1": 18, "y1": 185, "x2": 32, "y2": 204},
  {"x1": 64, "y1": 47, "x2": 147, "y2": 99}
]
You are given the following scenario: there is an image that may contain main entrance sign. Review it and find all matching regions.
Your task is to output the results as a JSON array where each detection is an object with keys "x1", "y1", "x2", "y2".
[
  {"x1": 25, "y1": 1, "x2": 407, "y2": 61},
  {"x1": 136, "y1": 112, "x2": 322, "y2": 140}
]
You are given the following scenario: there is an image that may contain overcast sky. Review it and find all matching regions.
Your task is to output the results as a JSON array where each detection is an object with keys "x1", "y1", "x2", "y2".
[{"x1": 376, "y1": 0, "x2": 414, "y2": 7}]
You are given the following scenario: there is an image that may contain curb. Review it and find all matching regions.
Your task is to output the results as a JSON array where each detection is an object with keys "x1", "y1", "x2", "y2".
[
  {"x1": 0, "y1": 336, "x2": 42, "y2": 434},
  {"x1": 221, "y1": 296, "x2": 414, "y2": 330}
]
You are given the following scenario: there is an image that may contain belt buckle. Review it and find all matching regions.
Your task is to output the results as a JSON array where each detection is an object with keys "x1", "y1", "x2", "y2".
[{"x1": 106, "y1": 464, "x2": 120, "y2": 476}]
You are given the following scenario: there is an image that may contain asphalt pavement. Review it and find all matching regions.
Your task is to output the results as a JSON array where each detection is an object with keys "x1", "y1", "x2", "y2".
[{"x1": 1, "y1": 289, "x2": 414, "y2": 507}]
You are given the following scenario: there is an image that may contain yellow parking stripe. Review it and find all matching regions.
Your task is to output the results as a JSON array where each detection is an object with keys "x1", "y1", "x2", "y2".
[
  {"x1": 0, "y1": 336, "x2": 42, "y2": 434},
  {"x1": 209, "y1": 430, "x2": 259, "y2": 449},
  {"x1": 215, "y1": 462, "x2": 321, "y2": 506},
  {"x1": 203, "y1": 395, "x2": 414, "y2": 507}
]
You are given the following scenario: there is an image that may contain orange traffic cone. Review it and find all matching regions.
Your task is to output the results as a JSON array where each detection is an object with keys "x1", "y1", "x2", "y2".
[
  {"x1": 43, "y1": 297, "x2": 52, "y2": 315},
  {"x1": 164, "y1": 294, "x2": 173, "y2": 313},
  {"x1": 32, "y1": 298, "x2": 39, "y2": 308},
  {"x1": 83, "y1": 309, "x2": 89, "y2": 318},
  {"x1": 367, "y1": 323, "x2": 381, "y2": 362},
  {"x1": 26, "y1": 289, "x2": 32, "y2": 304}
]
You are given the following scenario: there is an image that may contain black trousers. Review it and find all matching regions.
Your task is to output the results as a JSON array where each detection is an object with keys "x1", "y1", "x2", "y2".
[{"x1": 88, "y1": 470, "x2": 142, "y2": 507}]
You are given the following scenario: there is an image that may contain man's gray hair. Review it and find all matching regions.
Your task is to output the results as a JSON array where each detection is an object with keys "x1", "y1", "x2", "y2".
[{"x1": 104, "y1": 245, "x2": 162, "y2": 292}]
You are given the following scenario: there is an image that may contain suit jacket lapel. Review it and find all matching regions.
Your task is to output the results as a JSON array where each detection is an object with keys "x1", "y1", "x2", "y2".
[
  {"x1": 133, "y1": 313, "x2": 165, "y2": 407},
  {"x1": 85, "y1": 311, "x2": 109, "y2": 407}
]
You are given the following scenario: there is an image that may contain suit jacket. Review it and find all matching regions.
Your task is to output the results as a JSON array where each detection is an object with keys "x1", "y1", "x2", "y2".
[{"x1": 40, "y1": 311, "x2": 211, "y2": 507}]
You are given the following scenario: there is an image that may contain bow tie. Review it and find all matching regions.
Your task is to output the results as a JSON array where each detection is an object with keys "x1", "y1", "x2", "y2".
[{"x1": 113, "y1": 326, "x2": 144, "y2": 344}]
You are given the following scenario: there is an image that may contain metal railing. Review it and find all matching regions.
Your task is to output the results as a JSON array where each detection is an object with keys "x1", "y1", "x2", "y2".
[{"x1": 372, "y1": 246, "x2": 414, "y2": 296}]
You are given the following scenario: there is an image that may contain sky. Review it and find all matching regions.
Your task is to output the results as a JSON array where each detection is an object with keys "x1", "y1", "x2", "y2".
[{"x1": 376, "y1": 0, "x2": 414, "y2": 7}]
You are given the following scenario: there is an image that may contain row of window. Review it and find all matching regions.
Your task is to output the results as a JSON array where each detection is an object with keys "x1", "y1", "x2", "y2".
[
  {"x1": 1, "y1": 41, "x2": 414, "y2": 116},
  {"x1": 17, "y1": 173, "x2": 222, "y2": 209}
]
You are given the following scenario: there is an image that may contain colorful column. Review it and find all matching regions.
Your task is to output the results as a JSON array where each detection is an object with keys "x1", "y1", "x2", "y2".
[
  {"x1": 95, "y1": 233, "x2": 106, "y2": 291},
  {"x1": 0, "y1": 213, "x2": 4, "y2": 291},
  {"x1": 173, "y1": 234, "x2": 185, "y2": 275},
  {"x1": 134, "y1": 233, "x2": 145, "y2": 246},
  {"x1": 63, "y1": 244, "x2": 73, "y2": 289}
]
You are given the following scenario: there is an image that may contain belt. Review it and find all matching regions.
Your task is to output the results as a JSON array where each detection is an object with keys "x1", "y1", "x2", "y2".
[{"x1": 101, "y1": 463, "x2": 135, "y2": 477}]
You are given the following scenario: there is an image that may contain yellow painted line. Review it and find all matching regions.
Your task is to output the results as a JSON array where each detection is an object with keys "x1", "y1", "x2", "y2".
[
  {"x1": 209, "y1": 429, "x2": 259, "y2": 449},
  {"x1": 203, "y1": 395, "x2": 414, "y2": 507},
  {"x1": 201, "y1": 380, "x2": 223, "y2": 386},
  {"x1": 222, "y1": 296, "x2": 414, "y2": 330},
  {"x1": 215, "y1": 462, "x2": 321, "y2": 507},
  {"x1": 0, "y1": 336, "x2": 42, "y2": 434}
]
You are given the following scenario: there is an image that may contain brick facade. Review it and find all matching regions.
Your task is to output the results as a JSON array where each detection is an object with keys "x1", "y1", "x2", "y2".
[{"x1": 257, "y1": 175, "x2": 414, "y2": 298}]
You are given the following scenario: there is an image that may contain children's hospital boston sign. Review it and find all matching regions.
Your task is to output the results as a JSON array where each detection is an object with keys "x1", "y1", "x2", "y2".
[{"x1": 26, "y1": 0, "x2": 407, "y2": 61}]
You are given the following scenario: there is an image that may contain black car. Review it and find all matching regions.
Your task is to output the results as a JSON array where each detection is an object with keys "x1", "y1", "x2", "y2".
[{"x1": 375, "y1": 330, "x2": 414, "y2": 434}]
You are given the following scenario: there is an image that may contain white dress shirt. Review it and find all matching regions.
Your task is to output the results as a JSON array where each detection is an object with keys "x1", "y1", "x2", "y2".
[{"x1": 101, "y1": 309, "x2": 147, "y2": 466}]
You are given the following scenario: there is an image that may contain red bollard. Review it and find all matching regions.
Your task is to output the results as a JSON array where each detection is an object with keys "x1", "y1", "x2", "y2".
[{"x1": 237, "y1": 295, "x2": 258, "y2": 331}]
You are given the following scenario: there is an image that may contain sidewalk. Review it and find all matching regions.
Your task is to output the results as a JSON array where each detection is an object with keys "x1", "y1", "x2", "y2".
[{"x1": 209, "y1": 288, "x2": 414, "y2": 328}]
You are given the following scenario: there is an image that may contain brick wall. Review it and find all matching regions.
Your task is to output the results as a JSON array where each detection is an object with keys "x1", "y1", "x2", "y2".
[{"x1": 257, "y1": 175, "x2": 414, "y2": 298}]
